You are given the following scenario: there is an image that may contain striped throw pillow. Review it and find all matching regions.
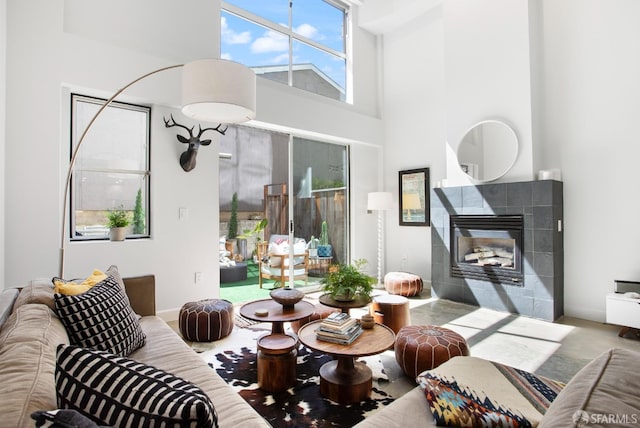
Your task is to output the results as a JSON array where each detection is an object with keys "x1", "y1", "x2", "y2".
[
  {"x1": 56, "y1": 345, "x2": 218, "y2": 428},
  {"x1": 54, "y1": 275, "x2": 145, "y2": 356}
]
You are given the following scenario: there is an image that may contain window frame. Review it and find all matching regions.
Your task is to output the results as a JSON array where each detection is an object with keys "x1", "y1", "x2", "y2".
[
  {"x1": 69, "y1": 93, "x2": 152, "y2": 241},
  {"x1": 221, "y1": 0, "x2": 351, "y2": 102}
]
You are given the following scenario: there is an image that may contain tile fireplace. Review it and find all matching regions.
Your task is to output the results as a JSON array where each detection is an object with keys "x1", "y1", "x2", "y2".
[{"x1": 430, "y1": 180, "x2": 563, "y2": 321}]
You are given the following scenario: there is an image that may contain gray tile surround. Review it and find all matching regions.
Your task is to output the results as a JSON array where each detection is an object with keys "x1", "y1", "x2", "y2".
[{"x1": 430, "y1": 180, "x2": 564, "y2": 321}]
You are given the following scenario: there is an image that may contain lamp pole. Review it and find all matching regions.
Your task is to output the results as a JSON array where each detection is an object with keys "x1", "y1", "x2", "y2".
[
  {"x1": 59, "y1": 65, "x2": 183, "y2": 278},
  {"x1": 367, "y1": 192, "x2": 393, "y2": 288}
]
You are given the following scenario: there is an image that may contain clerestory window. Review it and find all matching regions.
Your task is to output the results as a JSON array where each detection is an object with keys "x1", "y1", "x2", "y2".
[
  {"x1": 221, "y1": 0, "x2": 349, "y2": 102},
  {"x1": 70, "y1": 94, "x2": 151, "y2": 241}
]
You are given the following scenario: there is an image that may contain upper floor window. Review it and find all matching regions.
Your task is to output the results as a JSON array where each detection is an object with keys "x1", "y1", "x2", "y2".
[
  {"x1": 221, "y1": 0, "x2": 349, "y2": 102},
  {"x1": 70, "y1": 94, "x2": 151, "y2": 240}
]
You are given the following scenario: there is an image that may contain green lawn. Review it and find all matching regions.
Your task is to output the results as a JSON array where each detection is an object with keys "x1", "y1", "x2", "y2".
[{"x1": 220, "y1": 261, "x2": 322, "y2": 304}]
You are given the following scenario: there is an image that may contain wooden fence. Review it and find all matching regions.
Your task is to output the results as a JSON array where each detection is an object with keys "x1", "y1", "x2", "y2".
[{"x1": 264, "y1": 184, "x2": 346, "y2": 264}]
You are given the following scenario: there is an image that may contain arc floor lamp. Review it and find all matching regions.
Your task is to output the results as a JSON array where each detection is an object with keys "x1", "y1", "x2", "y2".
[
  {"x1": 367, "y1": 192, "x2": 393, "y2": 287},
  {"x1": 59, "y1": 59, "x2": 256, "y2": 277}
]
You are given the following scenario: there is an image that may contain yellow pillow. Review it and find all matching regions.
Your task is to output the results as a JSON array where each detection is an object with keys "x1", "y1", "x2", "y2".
[{"x1": 53, "y1": 269, "x2": 108, "y2": 295}]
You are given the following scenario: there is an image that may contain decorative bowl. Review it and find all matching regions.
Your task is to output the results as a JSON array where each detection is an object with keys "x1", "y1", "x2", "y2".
[
  {"x1": 360, "y1": 314, "x2": 375, "y2": 329},
  {"x1": 270, "y1": 287, "x2": 304, "y2": 310}
]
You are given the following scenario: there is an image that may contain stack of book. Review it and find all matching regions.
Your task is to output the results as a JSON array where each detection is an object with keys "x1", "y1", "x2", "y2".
[{"x1": 315, "y1": 312, "x2": 363, "y2": 345}]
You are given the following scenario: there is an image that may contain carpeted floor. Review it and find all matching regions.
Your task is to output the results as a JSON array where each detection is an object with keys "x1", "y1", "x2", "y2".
[{"x1": 195, "y1": 326, "x2": 394, "y2": 428}]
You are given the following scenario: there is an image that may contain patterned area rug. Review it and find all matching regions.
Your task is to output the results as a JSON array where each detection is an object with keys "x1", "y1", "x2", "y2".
[{"x1": 196, "y1": 326, "x2": 395, "y2": 428}]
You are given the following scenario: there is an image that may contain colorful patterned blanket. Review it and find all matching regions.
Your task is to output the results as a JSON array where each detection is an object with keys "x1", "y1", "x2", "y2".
[{"x1": 419, "y1": 361, "x2": 565, "y2": 427}]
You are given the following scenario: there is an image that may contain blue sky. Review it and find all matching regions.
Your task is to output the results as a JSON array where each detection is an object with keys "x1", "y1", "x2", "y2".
[{"x1": 221, "y1": 0, "x2": 346, "y2": 89}]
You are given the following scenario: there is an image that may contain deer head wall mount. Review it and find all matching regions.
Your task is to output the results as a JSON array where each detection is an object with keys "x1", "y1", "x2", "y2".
[{"x1": 163, "y1": 114, "x2": 228, "y2": 172}]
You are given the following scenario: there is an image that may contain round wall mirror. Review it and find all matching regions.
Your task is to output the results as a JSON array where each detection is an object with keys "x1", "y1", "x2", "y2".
[{"x1": 456, "y1": 120, "x2": 518, "y2": 183}]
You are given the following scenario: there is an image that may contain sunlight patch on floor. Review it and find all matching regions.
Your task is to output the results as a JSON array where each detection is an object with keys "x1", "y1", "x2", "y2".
[
  {"x1": 498, "y1": 316, "x2": 574, "y2": 342},
  {"x1": 469, "y1": 332, "x2": 562, "y2": 372}
]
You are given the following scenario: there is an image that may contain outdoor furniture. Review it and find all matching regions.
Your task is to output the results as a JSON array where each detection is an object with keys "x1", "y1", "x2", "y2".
[
  {"x1": 257, "y1": 235, "x2": 309, "y2": 288},
  {"x1": 395, "y1": 325, "x2": 469, "y2": 379},
  {"x1": 178, "y1": 299, "x2": 234, "y2": 342},
  {"x1": 384, "y1": 272, "x2": 423, "y2": 297},
  {"x1": 220, "y1": 262, "x2": 247, "y2": 283}
]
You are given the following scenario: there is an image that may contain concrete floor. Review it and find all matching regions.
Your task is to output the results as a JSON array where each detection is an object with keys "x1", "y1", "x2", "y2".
[
  {"x1": 170, "y1": 289, "x2": 640, "y2": 399},
  {"x1": 369, "y1": 290, "x2": 640, "y2": 397}
]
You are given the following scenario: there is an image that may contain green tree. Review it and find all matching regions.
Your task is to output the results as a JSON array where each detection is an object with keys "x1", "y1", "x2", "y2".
[
  {"x1": 133, "y1": 189, "x2": 145, "y2": 234},
  {"x1": 228, "y1": 192, "x2": 239, "y2": 239}
]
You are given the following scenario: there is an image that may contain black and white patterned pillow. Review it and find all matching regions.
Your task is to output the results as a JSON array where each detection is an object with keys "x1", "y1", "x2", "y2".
[
  {"x1": 56, "y1": 345, "x2": 218, "y2": 428},
  {"x1": 54, "y1": 275, "x2": 145, "y2": 356}
]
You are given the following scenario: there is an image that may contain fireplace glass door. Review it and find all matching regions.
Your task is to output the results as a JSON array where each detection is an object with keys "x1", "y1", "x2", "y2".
[{"x1": 450, "y1": 215, "x2": 524, "y2": 284}]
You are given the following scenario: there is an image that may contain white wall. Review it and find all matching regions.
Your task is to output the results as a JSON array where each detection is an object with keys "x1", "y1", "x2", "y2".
[
  {"x1": 4, "y1": 0, "x2": 383, "y2": 318},
  {"x1": 443, "y1": 0, "x2": 534, "y2": 186},
  {"x1": 0, "y1": 0, "x2": 5, "y2": 286},
  {"x1": 379, "y1": 0, "x2": 640, "y2": 322},
  {"x1": 540, "y1": 0, "x2": 640, "y2": 320},
  {"x1": 381, "y1": 6, "x2": 445, "y2": 282}
]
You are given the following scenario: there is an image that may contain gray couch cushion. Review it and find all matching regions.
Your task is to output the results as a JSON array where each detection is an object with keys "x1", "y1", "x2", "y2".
[
  {"x1": 0, "y1": 303, "x2": 70, "y2": 427},
  {"x1": 539, "y1": 348, "x2": 640, "y2": 427},
  {"x1": 0, "y1": 288, "x2": 19, "y2": 330}
]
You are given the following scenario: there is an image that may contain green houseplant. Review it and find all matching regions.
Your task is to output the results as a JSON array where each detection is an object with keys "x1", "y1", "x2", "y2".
[
  {"x1": 317, "y1": 220, "x2": 332, "y2": 257},
  {"x1": 239, "y1": 218, "x2": 268, "y2": 261},
  {"x1": 106, "y1": 206, "x2": 130, "y2": 241},
  {"x1": 322, "y1": 259, "x2": 375, "y2": 302}
]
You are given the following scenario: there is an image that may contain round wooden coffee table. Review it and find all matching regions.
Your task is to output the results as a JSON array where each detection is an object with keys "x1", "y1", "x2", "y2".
[
  {"x1": 297, "y1": 320, "x2": 395, "y2": 404},
  {"x1": 239, "y1": 298, "x2": 315, "y2": 335}
]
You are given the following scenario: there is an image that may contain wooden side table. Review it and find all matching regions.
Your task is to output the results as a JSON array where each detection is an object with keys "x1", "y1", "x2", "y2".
[
  {"x1": 297, "y1": 320, "x2": 395, "y2": 404},
  {"x1": 371, "y1": 294, "x2": 411, "y2": 335},
  {"x1": 240, "y1": 298, "x2": 315, "y2": 335},
  {"x1": 257, "y1": 334, "x2": 298, "y2": 392}
]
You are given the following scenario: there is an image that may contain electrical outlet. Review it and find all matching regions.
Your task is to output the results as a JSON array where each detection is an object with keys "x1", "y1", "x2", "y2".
[
  {"x1": 179, "y1": 207, "x2": 189, "y2": 220},
  {"x1": 194, "y1": 272, "x2": 202, "y2": 284}
]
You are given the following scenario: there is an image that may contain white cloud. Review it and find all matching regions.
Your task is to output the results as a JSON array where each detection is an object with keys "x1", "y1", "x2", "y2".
[
  {"x1": 271, "y1": 53, "x2": 290, "y2": 64},
  {"x1": 221, "y1": 16, "x2": 251, "y2": 45},
  {"x1": 251, "y1": 30, "x2": 288, "y2": 54},
  {"x1": 221, "y1": 52, "x2": 232, "y2": 60},
  {"x1": 294, "y1": 23, "x2": 320, "y2": 40}
]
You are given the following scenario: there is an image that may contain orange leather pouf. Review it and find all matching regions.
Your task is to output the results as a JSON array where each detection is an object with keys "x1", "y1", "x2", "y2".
[
  {"x1": 395, "y1": 325, "x2": 469, "y2": 379},
  {"x1": 384, "y1": 272, "x2": 423, "y2": 297},
  {"x1": 179, "y1": 299, "x2": 234, "y2": 342}
]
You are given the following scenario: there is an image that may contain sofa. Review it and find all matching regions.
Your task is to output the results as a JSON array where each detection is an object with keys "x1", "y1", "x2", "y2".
[
  {"x1": 355, "y1": 347, "x2": 640, "y2": 427},
  {"x1": 0, "y1": 271, "x2": 271, "y2": 428}
]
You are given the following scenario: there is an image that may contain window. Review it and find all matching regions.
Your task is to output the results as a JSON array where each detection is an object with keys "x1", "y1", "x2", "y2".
[
  {"x1": 221, "y1": 0, "x2": 349, "y2": 102},
  {"x1": 70, "y1": 94, "x2": 151, "y2": 240}
]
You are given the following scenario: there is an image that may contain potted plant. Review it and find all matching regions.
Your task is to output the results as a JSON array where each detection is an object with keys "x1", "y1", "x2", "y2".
[
  {"x1": 317, "y1": 221, "x2": 332, "y2": 257},
  {"x1": 321, "y1": 259, "x2": 375, "y2": 302},
  {"x1": 239, "y1": 218, "x2": 268, "y2": 262},
  {"x1": 107, "y1": 206, "x2": 130, "y2": 241},
  {"x1": 226, "y1": 192, "x2": 239, "y2": 256}
]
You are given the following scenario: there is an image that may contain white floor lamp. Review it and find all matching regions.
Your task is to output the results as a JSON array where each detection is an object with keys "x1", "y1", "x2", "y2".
[
  {"x1": 367, "y1": 192, "x2": 393, "y2": 288},
  {"x1": 59, "y1": 59, "x2": 256, "y2": 277}
]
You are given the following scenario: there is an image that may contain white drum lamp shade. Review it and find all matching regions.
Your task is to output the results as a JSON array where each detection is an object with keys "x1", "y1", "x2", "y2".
[
  {"x1": 368, "y1": 192, "x2": 393, "y2": 211},
  {"x1": 182, "y1": 59, "x2": 256, "y2": 123}
]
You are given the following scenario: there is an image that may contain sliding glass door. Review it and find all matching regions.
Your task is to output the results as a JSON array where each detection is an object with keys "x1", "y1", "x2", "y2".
[{"x1": 219, "y1": 126, "x2": 350, "y2": 285}]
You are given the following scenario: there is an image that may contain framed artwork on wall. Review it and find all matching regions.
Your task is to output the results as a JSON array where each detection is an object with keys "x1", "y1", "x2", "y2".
[{"x1": 399, "y1": 168, "x2": 430, "y2": 226}]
